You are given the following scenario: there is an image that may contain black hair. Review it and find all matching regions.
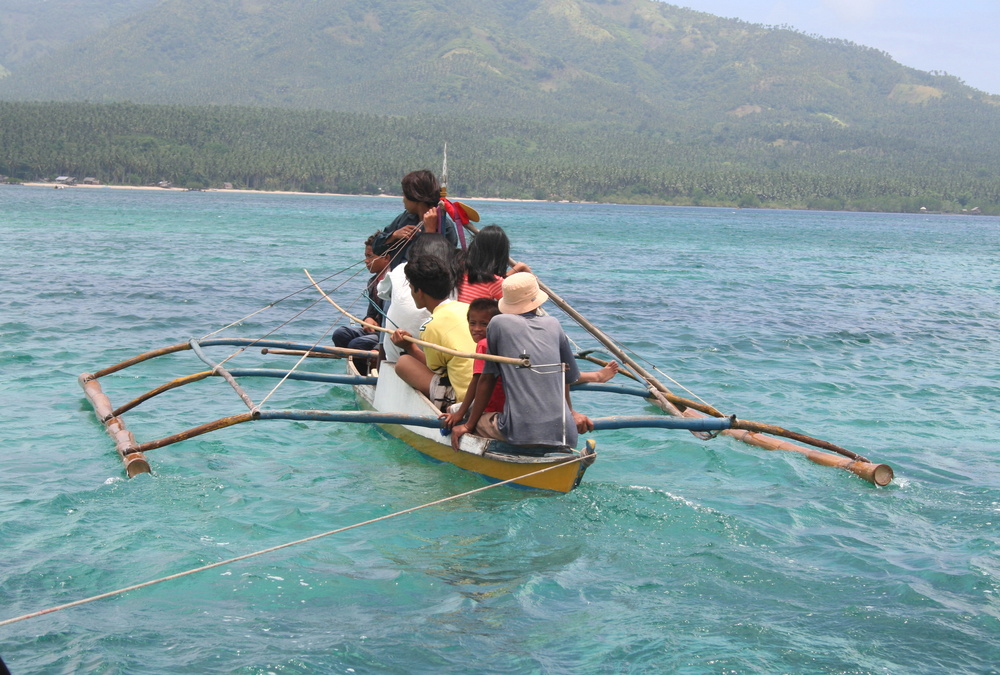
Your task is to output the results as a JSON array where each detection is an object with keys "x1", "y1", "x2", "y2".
[
  {"x1": 468, "y1": 297, "x2": 500, "y2": 318},
  {"x1": 408, "y1": 233, "x2": 461, "y2": 280},
  {"x1": 404, "y1": 253, "x2": 454, "y2": 300},
  {"x1": 364, "y1": 230, "x2": 381, "y2": 248},
  {"x1": 465, "y1": 224, "x2": 510, "y2": 284},
  {"x1": 401, "y1": 169, "x2": 440, "y2": 207}
]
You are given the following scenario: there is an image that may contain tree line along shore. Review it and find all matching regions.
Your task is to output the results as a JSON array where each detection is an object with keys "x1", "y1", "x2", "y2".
[{"x1": 2, "y1": 101, "x2": 998, "y2": 215}]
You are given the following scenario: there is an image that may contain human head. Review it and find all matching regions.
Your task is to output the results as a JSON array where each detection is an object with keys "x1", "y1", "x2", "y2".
[
  {"x1": 401, "y1": 169, "x2": 440, "y2": 208},
  {"x1": 408, "y1": 233, "x2": 461, "y2": 281},
  {"x1": 465, "y1": 224, "x2": 510, "y2": 284},
  {"x1": 499, "y1": 272, "x2": 548, "y2": 314},
  {"x1": 467, "y1": 298, "x2": 500, "y2": 342},
  {"x1": 404, "y1": 254, "x2": 454, "y2": 304},
  {"x1": 364, "y1": 231, "x2": 389, "y2": 274}
]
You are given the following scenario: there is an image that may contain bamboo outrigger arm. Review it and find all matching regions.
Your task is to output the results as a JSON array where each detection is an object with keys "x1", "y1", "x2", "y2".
[
  {"x1": 94, "y1": 402, "x2": 736, "y2": 456},
  {"x1": 78, "y1": 338, "x2": 378, "y2": 476},
  {"x1": 680, "y1": 407, "x2": 893, "y2": 486},
  {"x1": 576, "y1": 354, "x2": 871, "y2": 462},
  {"x1": 460, "y1": 222, "x2": 894, "y2": 486},
  {"x1": 261, "y1": 346, "x2": 378, "y2": 359}
]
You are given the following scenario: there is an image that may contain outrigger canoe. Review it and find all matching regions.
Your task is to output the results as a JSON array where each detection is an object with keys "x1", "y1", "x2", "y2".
[
  {"x1": 77, "y1": 334, "x2": 743, "y2": 492},
  {"x1": 77, "y1": 229, "x2": 893, "y2": 492}
]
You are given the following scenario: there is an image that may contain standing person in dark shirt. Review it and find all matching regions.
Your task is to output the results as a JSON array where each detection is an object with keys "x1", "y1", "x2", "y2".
[
  {"x1": 332, "y1": 232, "x2": 389, "y2": 375},
  {"x1": 371, "y1": 169, "x2": 459, "y2": 269}
]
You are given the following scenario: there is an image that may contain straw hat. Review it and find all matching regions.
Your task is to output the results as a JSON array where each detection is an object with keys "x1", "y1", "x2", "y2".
[{"x1": 499, "y1": 272, "x2": 548, "y2": 314}]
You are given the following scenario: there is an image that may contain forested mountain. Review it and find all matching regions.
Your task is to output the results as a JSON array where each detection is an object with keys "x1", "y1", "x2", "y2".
[
  {"x1": 2, "y1": 0, "x2": 997, "y2": 126},
  {"x1": 0, "y1": 0, "x2": 157, "y2": 73},
  {"x1": 2, "y1": 0, "x2": 1000, "y2": 213}
]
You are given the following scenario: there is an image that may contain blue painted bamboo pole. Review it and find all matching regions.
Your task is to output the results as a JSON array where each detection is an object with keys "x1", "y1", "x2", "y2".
[
  {"x1": 591, "y1": 416, "x2": 733, "y2": 431},
  {"x1": 570, "y1": 382, "x2": 652, "y2": 398},
  {"x1": 256, "y1": 410, "x2": 733, "y2": 433},
  {"x1": 225, "y1": 369, "x2": 376, "y2": 386}
]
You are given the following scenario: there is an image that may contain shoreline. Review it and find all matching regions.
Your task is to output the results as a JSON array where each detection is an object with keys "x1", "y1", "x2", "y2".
[
  {"x1": 13, "y1": 182, "x2": 994, "y2": 215},
  {"x1": 17, "y1": 181, "x2": 551, "y2": 203}
]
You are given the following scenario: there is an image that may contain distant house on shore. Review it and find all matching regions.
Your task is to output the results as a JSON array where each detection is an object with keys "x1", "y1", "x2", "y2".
[
  {"x1": 223, "y1": 182, "x2": 234, "y2": 190},
  {"x1": 157, "y1": 180, "x2": 173, "y2": 188},
  {"x1": 55, "y1": 176, "x2": 77, "y2": 185},
  {"x1": 82, "y1": 177, "x2": 100, "y2": 185}
]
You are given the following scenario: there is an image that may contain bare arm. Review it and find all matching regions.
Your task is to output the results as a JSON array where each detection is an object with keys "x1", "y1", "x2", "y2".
[
  {"x1": 440, "y1": 372, "x2": 479, "y2": 429},
  {"x1": 573, "y1": 360, "x2": 618, "y2": 384},
  {"x1": 391, "y1": 329, "x2": 426, "y2": 365},
  {"x1": 451, "y1": 373, "x2": 498, "y2": 450},
  {"x1": 565, "y1": 383, "x2": 594, "y2": 433}
]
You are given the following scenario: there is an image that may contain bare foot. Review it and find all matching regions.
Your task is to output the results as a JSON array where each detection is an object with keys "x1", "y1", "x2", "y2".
[{"x1": 593, "y1": 360, "x2": 619, "y2": 383}]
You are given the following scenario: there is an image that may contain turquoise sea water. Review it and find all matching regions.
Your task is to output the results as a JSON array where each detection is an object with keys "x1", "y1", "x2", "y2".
[{"x1": 1, "y1": 185, "x2": 998, "y2": 673}]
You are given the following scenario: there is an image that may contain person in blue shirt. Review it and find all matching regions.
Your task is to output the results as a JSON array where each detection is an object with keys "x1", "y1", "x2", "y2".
[{"x1": 371, "y1": 169, "x2": 459, "y2": 269}]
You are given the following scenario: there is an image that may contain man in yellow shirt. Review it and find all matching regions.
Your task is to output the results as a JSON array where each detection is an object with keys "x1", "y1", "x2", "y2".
[{"x1": 390, "y1": 254, "x2": 475, "y2": 410}]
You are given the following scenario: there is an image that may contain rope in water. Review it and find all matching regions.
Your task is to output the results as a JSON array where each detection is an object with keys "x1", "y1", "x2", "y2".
[{"x1": 0, "y1": 454, "x2": 587, "y2": 629}]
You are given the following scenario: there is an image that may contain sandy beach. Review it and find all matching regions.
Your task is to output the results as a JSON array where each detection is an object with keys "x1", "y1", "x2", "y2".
[{"x1": 20, "y1": 181, "x2": 550, "y2": 203}]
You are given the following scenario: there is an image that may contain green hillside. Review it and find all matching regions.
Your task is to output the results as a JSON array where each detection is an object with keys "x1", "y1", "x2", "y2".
[
  {"x1": 2, "y1": 0, "x2": 1000, "y2": 213},
  {"x1": 2, "y1": 0, "x2": 996, "y2": 124},
  {"x1": 0, "y1": 0, "x2": 157, "y2": 71}
]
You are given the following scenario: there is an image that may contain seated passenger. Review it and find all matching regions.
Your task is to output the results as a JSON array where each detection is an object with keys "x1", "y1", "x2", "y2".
[
  {"x1": 390, "y1": 254, "x2": 475, "y2": 410},
  {"x1": 455, "y1": 224, "x2": 530, "y2": 303},
  {"x1": 377, "y1": 234, "x2": 459, "y2": 364},
  {"x1": 441, "y1": 297, "x2": 619, "y2": 431},
  {"x1": 450, "y1": 273, "x2": 594, "y2": 450},
  {"x1": 332, "y1": 232, "x2": 389, "y2": 375}
]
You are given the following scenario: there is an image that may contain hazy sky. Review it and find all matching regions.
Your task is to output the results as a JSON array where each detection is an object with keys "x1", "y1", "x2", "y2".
[{"x1": 672, "y1": 0, "x2": 1000, "y2": 95}]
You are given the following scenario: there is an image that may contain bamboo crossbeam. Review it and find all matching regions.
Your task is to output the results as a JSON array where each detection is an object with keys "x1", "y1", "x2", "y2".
[
  {"x1": 116, "y1": 369, "x2": 377, "y2": 417},
  {"x1": 87, "y1": 338, "x2": 350, "y2": 383},
  {"x1": 127, "y1": 409, "x2": 736, "y2": 455},
  {"x1": 131, "y1": 413, "x2": 255, "y2": 453},
  {"x1": 90, "y1": 342, "x2": 192, "y2": 379},
  {"x1": 113, "y1": 370, "x2": 214, "y2": 417},
  {"x1": 729, "y1": 419, "x2": 870, "y2": 463},
  {"x1": 261, "y1": 346, "x2": 378, "y2": 359},
  {"x1": 305, "y1": 268, "x2": 529, "y2": 367},
  {"x1": 199, "y1": 338, "x2": 347, "y2": 356},
  {"x1": 680, "y1": 408, "x2": 893, "y2": 486}
]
